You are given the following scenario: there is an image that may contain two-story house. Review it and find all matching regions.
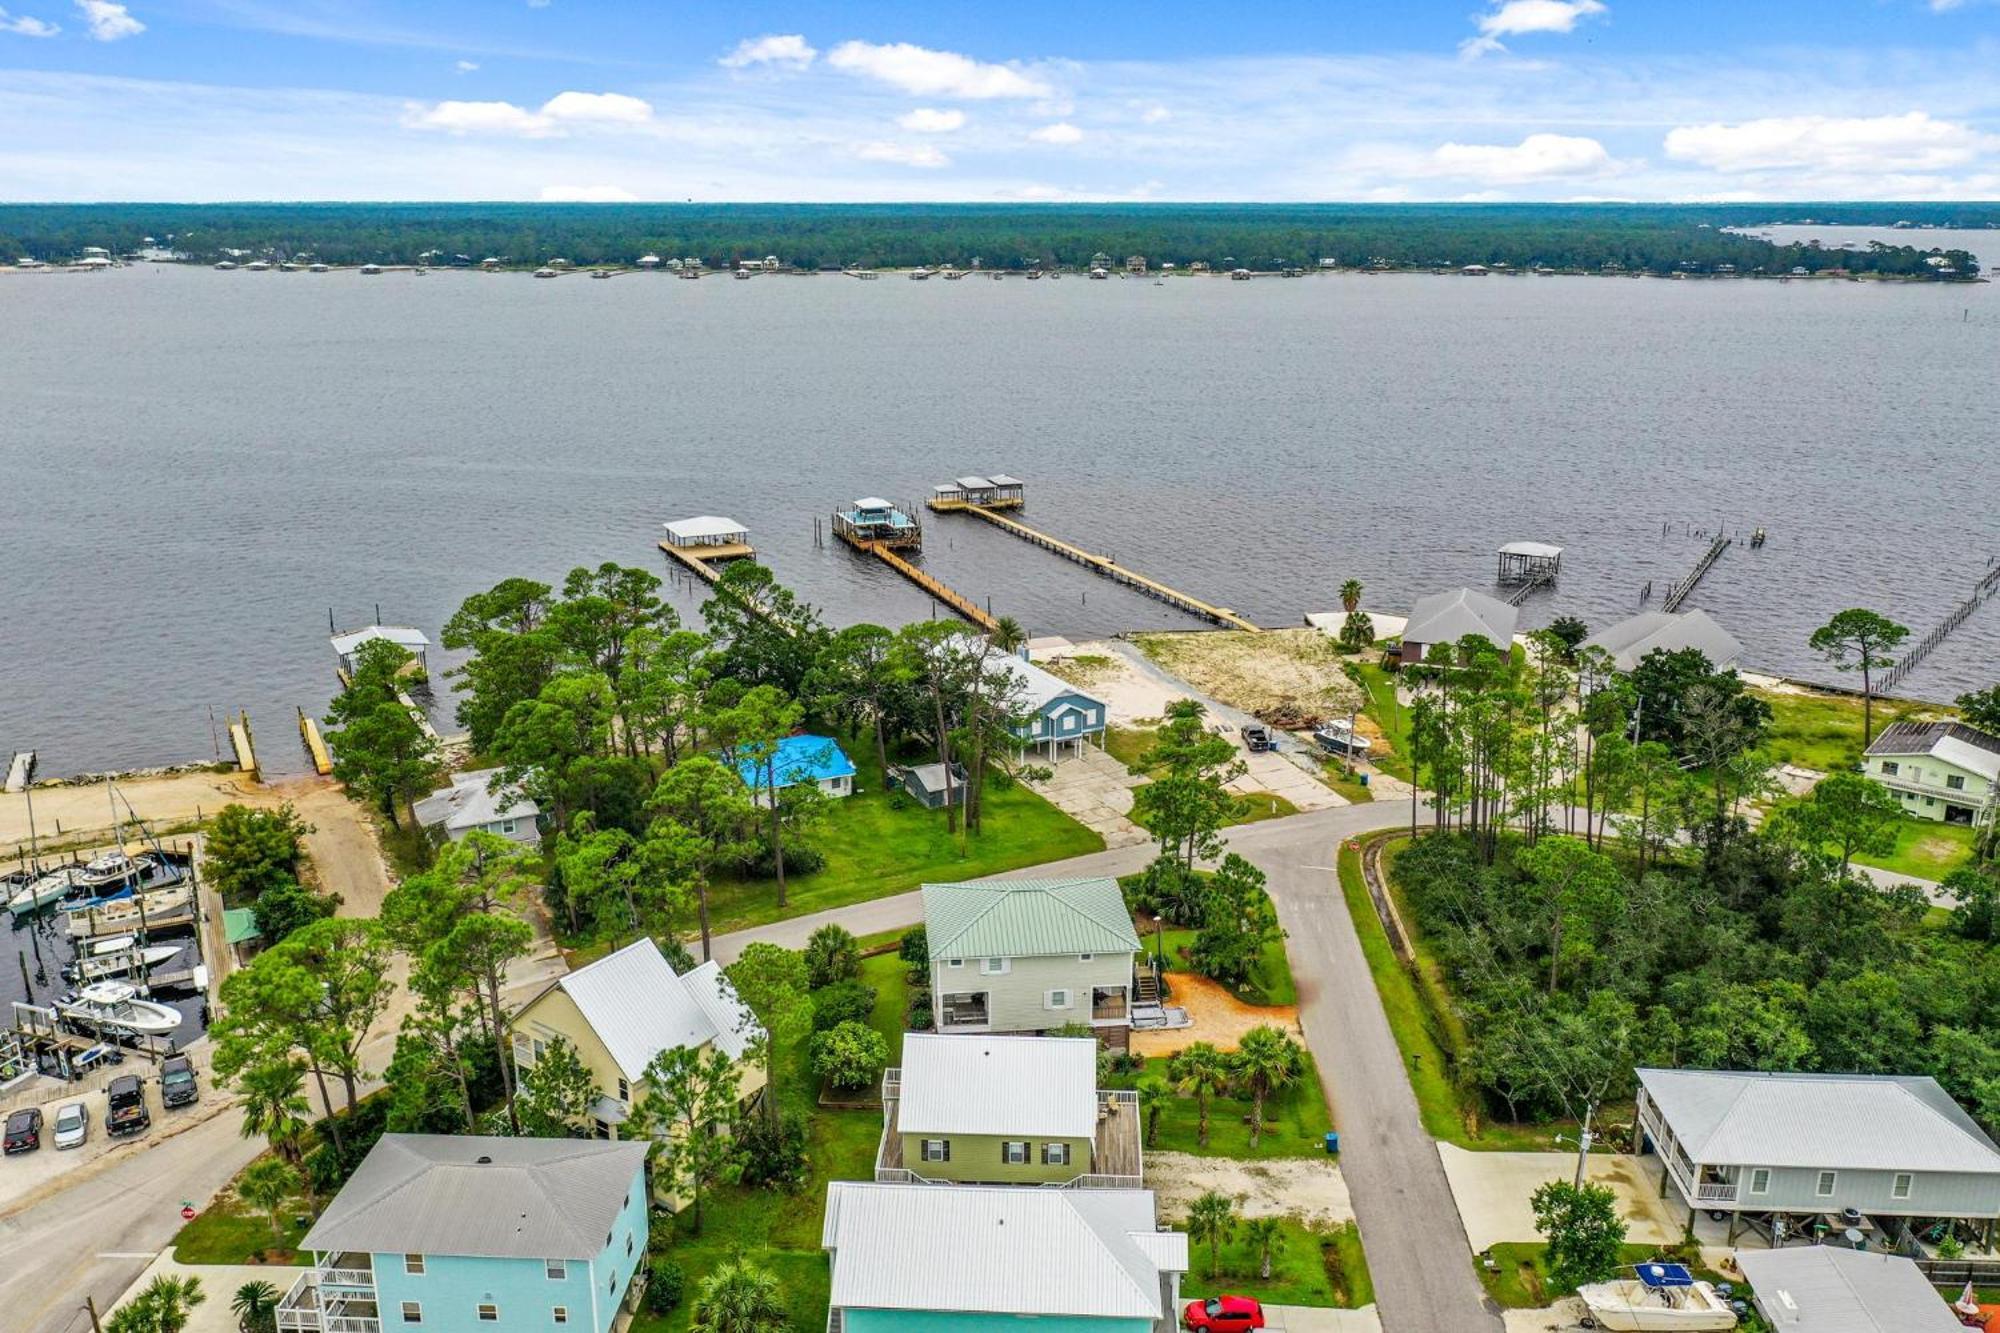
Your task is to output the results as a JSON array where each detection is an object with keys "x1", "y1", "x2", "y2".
[
  {"x1": 508, "y1": 938, "x2": 763, "y2": 1162},
  {"x1": 1863, "y1": 720, "x2": 2000, "y2": 828},
  {"x1": 1635, "y1": 1068, "x2": 2000, "y2": 1246},
  {"x1": 987, "y1": 651, "x2": 1108, "y2": 760},
  {"x1": 876, "y1": 1033, "x2": 1142, "y2": 1187},
  {"x1": 276, "y1": 1134, "x2": 649, "y2": 1333},
  {"x1": 923, "y1": 877, "x2": 1142, "y2": 1043},
  {"x1": 823, "y1": 1181, "x2": 1187, "y2": 1333}
]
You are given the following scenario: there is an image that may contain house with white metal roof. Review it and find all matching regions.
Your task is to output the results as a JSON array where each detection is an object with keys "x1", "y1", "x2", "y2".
[
  {"x1": 823, "y1": 1181, "x2": 1187, "y2": 1332},
  {"x1": 1582, "y1": 608, "x2": 1745, "y2": 674},
  {"x1": 1397, "y1": 587, "x2": 1518, "y2": 666},
  {"x1": 277, "y1": 1134, "x2": 650, "y2": 1333},
  {"x1": 923, "y1": 878, "x2": 1142, "y2": 1040},
  {"x1": 1735, "y1": 1246, "x2": 1962, "y2": 1333},
  {"x1": 1863, "y1": 721, "x2": 2000, "y2": 829},
  {"x1": 989, "y1": 650, "x2": 1109, "y2": 759},
  {"x1": 508, "y1": 938, "x2": 764, "y2": 1147},
  {"x1": 876, "y1": 1034, "x2": 1142, "y2": 1187},
  {"x1": 412, "y1": 768, "x2": 540, "y2": 845},
  {"x1": 1635, "y1": 1068, "x2": 2000, "y2": 1245}
]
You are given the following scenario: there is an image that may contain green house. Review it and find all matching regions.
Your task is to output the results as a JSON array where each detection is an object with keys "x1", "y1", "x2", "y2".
[
  {"x1": 823, "y1": 1181, "x2": 1186, "y2": 1333},
  {"x1": 1863, "y1": 721, "x2": 2000, "y2": 828},
  {"x1": 876, "y1": 1033, "x2": 1141, "y2": 1187}
]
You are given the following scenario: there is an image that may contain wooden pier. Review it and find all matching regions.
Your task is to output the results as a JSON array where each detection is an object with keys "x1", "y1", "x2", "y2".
[
  {"x1": 658, "y1": 516, "x2": 756, "y2": 584},
  {"x1": 1880, "y1": 559, "x2": 2000, "y2": 694},
  {"x1": 1662, "y1": 536, "x2": 1731, "y2": 612},
  {"x1": 227, "y1": 710, "x2": 258, "y2": 777},
  {"x1": 856, "y1": 541, "x2": 998, "y2": 632},
  {"x1": 951, "y1": 506, "x2": 1261, "y2": 633},
  {"x1": 298, "y1": 709, "x2": 332, "y2": 776}
]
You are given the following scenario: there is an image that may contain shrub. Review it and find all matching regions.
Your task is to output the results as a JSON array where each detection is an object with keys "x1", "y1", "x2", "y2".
[
  {"x1": 906, "y1": 1005, "x2": 934, "y2": 1031},
  {"x1": 811, "y1": 1020, "x2": 888, "y2": 1092},
  {"x1": 736, "y1": 1109, "x2": 809, "y2": 1191},
  {"x1": 898, "y1": 925, "x2": 929, "y2": 968},
  {"x1": 804, "y1": 924, "x2": 861, "y2": 989},
  {"x1": 647, "y1": 1258, "x2": 685, "y2": 1314},
  {"x1": 742, "y1": 840, "x2": 826, "y2": 879},
  {"x1": 811, "y1": 979, "x2": 877, "y2": 1032}
]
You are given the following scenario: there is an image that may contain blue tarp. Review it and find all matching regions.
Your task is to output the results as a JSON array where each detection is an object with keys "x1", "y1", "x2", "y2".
[
  {"x1": 736, "y1": 734, "x2": 857, "y2": 790},
  {"x1": 1638, "y1": 1263, "x2": 1695, "y2": 1289}
]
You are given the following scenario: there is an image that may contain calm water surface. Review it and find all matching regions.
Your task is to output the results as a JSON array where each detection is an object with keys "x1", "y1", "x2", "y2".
[{"x1": 3, "y1": 264, "x2": 1996, "y2": 777}]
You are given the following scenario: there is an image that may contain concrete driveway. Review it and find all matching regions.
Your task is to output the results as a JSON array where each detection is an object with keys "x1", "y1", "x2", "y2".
[
  {"x1": 1437, "y1": 1144, "x2": 1685, "y2": 1252},
  {"x1": 1024, "y1": 744, "x2": 1152, "y2": 848}
]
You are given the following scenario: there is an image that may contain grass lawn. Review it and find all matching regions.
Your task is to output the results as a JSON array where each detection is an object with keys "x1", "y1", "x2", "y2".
[
  {"x1": 1183, "y1": 1218, "x2": 1373, "y2": 1309},
  {"x1": 1106, "y1": 722, "x2": 1162, "y2": 773},
  {"x1": 173, "y1": 1190, "x2": 313, "y2": 1266},
  {"x1": 1851, "y1": 816, "x2": 1977, "y2": 881},
  {"x1": 1477, "y1": 1242, "x2": 1720, "y2": 1309},
  {"x1": 1148, "y1": 912, "x2": 1297, "y2": 1007},
  {"x1": 1230, "y1": 791, "x2": 1301, "y2": 825},
  {"x1": 698, "y1": 749, "x2": 1103, "y2": 936},
  {"x1": 1345, "y1": 663, "x2": 1414, "y2": 782},
  {"x1": 1106, "y1": 1053, "x2": 1334, "y2": 1157},
  {"x1": 1755, "y1": 688, "x2": 1950, "y2": 773},
  {"x1": 1318, "y1": 760, "x2": 1375, "y2": 804}
]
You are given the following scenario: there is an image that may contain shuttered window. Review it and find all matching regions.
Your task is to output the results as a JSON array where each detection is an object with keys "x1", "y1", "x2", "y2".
[
  {"x1": 1042, "y1": 1142, "x2": 1070, "y2": 1166},
  {"x1": 1003, "y1": 1141, "x2": 1027, "y2": 1165},
  {"x1": 922, "y1": 1139, "x2": 950, "y2": 1162}
]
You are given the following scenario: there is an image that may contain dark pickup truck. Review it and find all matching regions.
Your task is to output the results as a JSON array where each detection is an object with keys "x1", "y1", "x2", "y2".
[
  {"x1": 106, "y1": 1073, "x2": 151, "y2": 1136},
  {"x1": 1240, "y1": 724, "x2": 1272, "y2": 753},
  {"x1": 160, "y1": 1055, "x2": 199, "y2": 1109}
]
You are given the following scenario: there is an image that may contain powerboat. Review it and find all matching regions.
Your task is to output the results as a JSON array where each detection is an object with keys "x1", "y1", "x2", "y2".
[
  {"x1": 65, "y1": 883, "x2": 193, "y2": 936},
  {"x1": 67, "y1": 944, "x2": 182, "y2": 983},
  {"x1": 57, "y1": 982, "x2": 183, "y2": 1038},
  {"x1": 7, "y1": 867, "x2": 83, "y2": 917},
  {"x1": 74, "y1": 850, "x2": 179, "y2": 894},
  {"x1": 1579, "y1": 1265, "x2": 1737, "y2": 1331}
]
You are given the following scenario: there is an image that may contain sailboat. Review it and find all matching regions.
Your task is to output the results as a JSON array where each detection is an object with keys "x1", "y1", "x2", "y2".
[
  {"x1": 57, "y1": 982, "x2": 183, "y2": 1037},
  {"x1": 7, "y1": 866, "x2": 83, "y2": 917}
]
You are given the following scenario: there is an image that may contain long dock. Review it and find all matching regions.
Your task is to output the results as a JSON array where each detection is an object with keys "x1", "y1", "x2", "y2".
[
  {"x1": 1662, "y1": 536, "x2": 1730, "y2": 612},
  {"x1": 1880, "y1": 559, "x2": 2000, "y2": 694},
  {"x1": 952, "y1": 506, "x2": 1261, "y2": 632},
  {"x1": 657, "y1": 538, "x2": 755, "y2": 584},
  {"x1": 298, "y1": 709, "x2": 333, "y2": 775},
  {"x1": 840, "y1": 534, "x2": 998, "y2": 632}
]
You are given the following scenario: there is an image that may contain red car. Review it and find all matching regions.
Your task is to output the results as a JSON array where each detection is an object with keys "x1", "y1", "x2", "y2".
[{"x1": 1183, "y1": 1295, "x2": 1265, "y2": 1330}]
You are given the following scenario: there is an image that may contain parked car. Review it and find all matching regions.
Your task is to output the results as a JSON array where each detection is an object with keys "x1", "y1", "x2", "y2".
[
  {"x1": 1313, "y1": 719, "x2": 1372, "y2": 758},
  {"x1": 3, "y1": 1107, "x2": 43, "y2": 1154},
  {"x1": 1184, "y1": 1295, "x2": 1265, "y2": 1331},
  {"x1": 105, "y1": 1074, "x2": 150, "y2": 1136},
  {"x1": 160, "y1": 1055, "x2": 199, "y2": 1108},
  {"x1": 1240, "y1": 724, "x2": 1272, "y2": 752},
  {"x1": 52, "y1": 1101, "x2": 90, "y2": 1150}
]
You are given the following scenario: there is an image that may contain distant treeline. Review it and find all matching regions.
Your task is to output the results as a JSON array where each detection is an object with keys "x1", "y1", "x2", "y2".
[{"x1": 2, "y1": 202, "x2": 1989, "y2": 277}]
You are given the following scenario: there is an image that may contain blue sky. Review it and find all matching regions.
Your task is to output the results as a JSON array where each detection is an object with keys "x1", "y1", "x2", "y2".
[{"x1": 2, "y1": 0, "x2": 1997, "y2": 200}]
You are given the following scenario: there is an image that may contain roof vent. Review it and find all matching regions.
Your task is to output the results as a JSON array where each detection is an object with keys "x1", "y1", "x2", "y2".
[{"x1": 476, "y1": 1154, "x2": 493, "y2": 1164}]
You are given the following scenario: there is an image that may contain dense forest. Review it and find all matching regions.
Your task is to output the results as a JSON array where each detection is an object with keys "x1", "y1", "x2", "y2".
[{"x1": 2, "y1": 202, "x2": 1988, "y2": 276}]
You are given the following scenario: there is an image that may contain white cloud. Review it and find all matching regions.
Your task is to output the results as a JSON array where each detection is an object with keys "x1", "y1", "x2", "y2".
[
  {"x1": 897, "y1": 107, "x2": 965, "y2": 132},
  {"x1": 1928, "y1": 0, "x2": 1963, "y2": 9},
  {"x1": 1462, "y1": 0, "x2": 1605, "y2": 56},
  {"x1": 74, "y1": 0, "x2": 141, "y2": 40},
  {"x1": 403, "y1": 90, "x2": 654, "y2": 137},
  {"x1": 826, "y1": 40, "x2": 1051, "y2": 99},
  {"x1": 853, "y1": 140, "x2": 951, "y2": 168},
  {"x1": 1140, "y1": 104, "x2": 1171, "y2": 124},
  {"x1": 1431, "y1": 132, "x2": 1614, "y2": 182},
  {"x1": 454, "y1": 59, "x2": 478, "y2": 73},
  {"x1": 1664, "y1": 112, "x2": 1992, "y2": 173},
  {"x1": 0, "y1": 9, "x2": 58, "y2": 35},
  {"x1": 539, "y1": 184, "x2": 636, "y2": 202},
  {"x1": 1029, "y1": 121, "x2": 1084, "y2": 145},
  {"x1": 720, "y1": 33, "x2": 816, "y2": 71}
]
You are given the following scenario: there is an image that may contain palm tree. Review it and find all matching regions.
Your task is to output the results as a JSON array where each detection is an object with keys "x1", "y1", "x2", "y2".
[
  {"x1": 1234, "y1": 1025, "x2": 1305, "y2": 1150},
  {"x1": 1339, "y1": 579, "x2": 1363, "y2": 613},
  {"x1": 107, "y1": 1275, "x2": 206, "y2": 1333},
  {"x1": 1135, "y1": 1075, "x2": 1171, "y2": 1148},
  {"x1": 1169, "y1": 1043, "x2": 1232, "y2": 1148},
  {"x1": 1186, "y1": 1190, "x2": 1236, "y2": 1280},
  {"x1": 231, "y1": 1281, "x2": 281, "y2": 1333},
  {"x1": 236, "y1": 1059, "x2": 313, "y2": 1189},
  {"x1": 690, "y1": 1259, "x2": 789, "y2": 1333},
  {"x1": 1243, "y1": 1215, "x2": 1287, "y2": 1279},
  {"x1": 236, "y1": 1158, "x2": 300, "y2": 1247},
  {"x1": 987, "y1": 614, "x2": 1027, "y2": 656}
]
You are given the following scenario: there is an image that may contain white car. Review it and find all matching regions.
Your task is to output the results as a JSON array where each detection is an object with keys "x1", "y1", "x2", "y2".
[{"x1": 52, "y1": 1101, "x2": 90, "y2": 1150}]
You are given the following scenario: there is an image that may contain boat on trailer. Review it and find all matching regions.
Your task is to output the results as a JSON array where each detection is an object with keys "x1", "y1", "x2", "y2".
[{"x1": 1578, "y1": 1264, "x2": 1737, "y2": 1331}]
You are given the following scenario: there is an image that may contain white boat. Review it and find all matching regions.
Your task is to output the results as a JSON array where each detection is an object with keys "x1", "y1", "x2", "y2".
[
  {"x1": 214, "y1": 261, "x2": 238, "y2": 271},
  {"x1": 58, "y1": 982, "x2": 182, "y2": 1037},
  {"x1": 7, "y1": 867, "x2": 82, "y2": 917},
  {"x1": 1579, "y1": 1267, "x2": 1737, "y2": 1332},
  {"x1": 66, "y1": 883, "x2": 193, "y2": 936},
  {"x1": 533, "y1": 267, "x2": 558, "y2": 279},
  {"x1": 359, "y1": 263, "x2": 383, "y2": 275},
  {"x1": 309, "y1": 263, "x2": 329, "y2": 273},
  {"x1": 75, "y1": 850, "x2": 166, "y2": 893},
  {"x1": 70, "y1": 945, "x2": 182, "y2": 983}
]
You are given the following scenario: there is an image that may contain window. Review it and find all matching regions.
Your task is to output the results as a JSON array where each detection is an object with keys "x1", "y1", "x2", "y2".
[
  {"x1": 946, "y1": 958, "x2": 963, "y2": 969},
  {"x1": 1046, "y1": 989, "x2": 1070, "y2": 1010},
  {"x1": 1947, "y1": 774, "x2": 1966, "y2": 791},
  {"x1": 553, "y1": 1309, "x2": 569, "y2": 1326},
  {"x1": 1880, "y1": 761, "x2": 1899, "y2": 776},
  {"x1": 617, "y1": 1078, "x2": 630, "y2": 1101},
  {"x1": 477, "y1": 1305, "x2": 498, "y2": 1323},
  {"x1": 1003, "y1": 1141, "x2": 1028, "y2": 1165},
  {"x1": 1042, "y1": 1142, "x2": 1071, "y2": 1166},
  {"x1": 400, "y1": 1303, "x2": 422, "y2": 1325},
  {"x1": 1749, "y1": 1169, "x2": 1770, "y2": 1195},
  {"x1": 404, "y1": 1255, "x2": 426, "y2": 1276},
  {"x1": 498, "y1": 819, "x2": 517, "y2": 835},
  {"x1": 1078, "y1": 953, "x2": 1093, "y2": 962},
  {"x1": 1893, "y1": 1173, "x2": 1913, "y2": 1200},
  {"x1": 512, "y1": 1033, "x2": 535, "y2": 1066},
  {"x1": 922, "y1": 1138, "x2": 950, "y2": 1162},
  {"x1": 982, "y1": 958, "x2": 1010, "y2": 975},
  {"x1": 626, "y1": 1235, "x2": 634, "y2": 1256},
  {"x1": 546, "y1": 1259, "x2": 567, "y2": 1280},
  {"x1": 1816, "y1": 1171, "x2": 1837, "y2": 1197},
  {"x1": 1925, "y1": 797, "x2": 1936, "y2": 807}
]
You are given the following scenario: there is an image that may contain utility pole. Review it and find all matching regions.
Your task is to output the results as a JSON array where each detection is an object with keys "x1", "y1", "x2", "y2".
[
  {"x1": 84, "y1": 1295, "x2": 104, "y2": 1333},
  {"x1": 1572, "y1": 1100, "x2": 1597, "y2": 1190}
]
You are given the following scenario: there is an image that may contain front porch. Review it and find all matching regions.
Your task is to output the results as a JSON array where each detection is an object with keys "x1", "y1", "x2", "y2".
[
  {"x1": 937, "y1": 991, "x2": 990, "y2": 1030},
  {"x1": 277, "y1": 1264, "x2": 380, "y2": 1333}
]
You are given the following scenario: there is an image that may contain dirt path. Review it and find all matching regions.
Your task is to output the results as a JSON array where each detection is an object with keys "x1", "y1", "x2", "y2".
[
  {"x1": 1149, "y1": 1151, "x2": 1354, "y2": 1225},
  {"x1": 275, "y1": 778, "x2": 395, "y2": 916},
  {"x1": 1132, "y1": 972, "x2": 1302, "y2": 1056}
]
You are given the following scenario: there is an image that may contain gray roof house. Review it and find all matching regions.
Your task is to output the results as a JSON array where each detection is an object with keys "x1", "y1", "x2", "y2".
[
  {"x1": 1582, "y1": 608, "x2": 1744, "y2": 673},
  {"x1": 1398, "y1": 587, "x2": 1519, "y2": 665},
  {"x1": 1636, "y1": 1069, "x2": 2000, "y2": 1243},
  {"x1": 823, "y1": 1181, "x2": 1187, "y2": 1332},
  {"x1": 897, "y1": 760, "x2": 968, "y2": 809},
  {"x1": 923, "y1": 878, "x2": 1143, "y2": 1041},
  {"x1": 988, "y1": 651, "x2": 1109, "y2": 759},
  {"x1": 412, "y1": 768, "x2": 540, "y2": 845},
  {"x1": 1863, "y1": 721, "x2": 2000, "y2": 829},
  {"x1": 1734, "y1": 1247, "x2": 1962, "y2": 1333}
]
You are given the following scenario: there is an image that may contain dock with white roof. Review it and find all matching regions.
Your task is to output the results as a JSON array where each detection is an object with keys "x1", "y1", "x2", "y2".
[
  {"x1": 830, "y1": 496, "x2": 998, "y2": 632},
  {"x1": 657, "y1": 515, "x2": 756, "y2": 583}
]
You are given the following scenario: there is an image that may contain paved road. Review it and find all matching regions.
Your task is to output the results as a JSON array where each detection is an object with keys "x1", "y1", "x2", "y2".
[{"x1": 711, "y1": 799, "x2": 1503, "y2": 1332}]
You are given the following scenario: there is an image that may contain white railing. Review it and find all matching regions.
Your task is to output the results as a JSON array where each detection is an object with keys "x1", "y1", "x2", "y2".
[
  {"x1": 1044, "y1": 1172, "x2": 1144, "y2": 1189},
  {"x1": 1697, "y1": 1181, "x2": 1739, "y2": 1204},
  {"x1": 317, "y1": 1266, "x2": 375, "y2": 1288},
  {"x1": 277, "y1": 1273, "x2": 380, "y2": 1333}
]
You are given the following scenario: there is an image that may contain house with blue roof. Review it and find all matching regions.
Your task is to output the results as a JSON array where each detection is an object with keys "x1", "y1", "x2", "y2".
[{"x1": 736, "y1": 733, "x2": 856, "y2": 807}]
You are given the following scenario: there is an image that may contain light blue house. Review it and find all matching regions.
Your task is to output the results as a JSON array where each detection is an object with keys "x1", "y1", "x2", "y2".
[
  {"x1": 277, "y1": 1135, "x2": 650, "y2": 1333},
  {"x1": 988, "y1": 652, "x2": 1108, "y2": 760},
  {"x1": 824, "y1": 1181, "x2": 1186, "y2": 1332},
  {"x1": 735, "y1": 733, "x2": 857, "y2": 806}
]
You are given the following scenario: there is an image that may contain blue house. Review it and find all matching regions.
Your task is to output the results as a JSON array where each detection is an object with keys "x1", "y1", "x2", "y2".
[
  {"x1": 277, "y1": 1135, "x2": 650, "y2": 1333},
  {"x1": 988, "y1": 652, "x2": 1108, "y2": 760},
  {"x1": 735, "y1": 733, "x2": 857, "y2": 806}
]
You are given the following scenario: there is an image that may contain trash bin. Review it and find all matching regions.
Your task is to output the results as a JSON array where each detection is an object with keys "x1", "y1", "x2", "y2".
[
  {"x1": 1324, "y1": 1131, "x2": 1340, "y2": 1155},
  {"x1": 1358, "y1": 773, "x2": 1370, "y2": 787}
]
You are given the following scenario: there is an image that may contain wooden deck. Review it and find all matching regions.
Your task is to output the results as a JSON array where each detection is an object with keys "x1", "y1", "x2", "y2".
[
  {"x1": 297, "y1": 710, "x2": 332, "y2": 776},
  {"x1": 657, "y1": 539, "x2": 756, "y2": 584},
  {"x1": 838, "y1": 533, "x2": 999, "y2": 632},
  {"x1": 953, "y1": 505, "x2": 1261, "y2": 633}
]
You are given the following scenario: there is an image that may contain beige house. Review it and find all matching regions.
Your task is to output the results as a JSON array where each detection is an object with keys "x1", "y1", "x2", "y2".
[
  {"x1": 509, "y1": 938, "x2": 765, "y2": 1164},
  {"x1": 1864, "y1": 721, "x2": 1999, "y2": 828},
  {"x1": 923, "y1": 877, "x2": 1142, "y2": 1041}
]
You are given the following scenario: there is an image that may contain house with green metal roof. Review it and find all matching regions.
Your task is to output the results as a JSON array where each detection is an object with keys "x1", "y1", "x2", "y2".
[{"x1": 921, "y1": 878, "x2": 1142, "y2": 1041}]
